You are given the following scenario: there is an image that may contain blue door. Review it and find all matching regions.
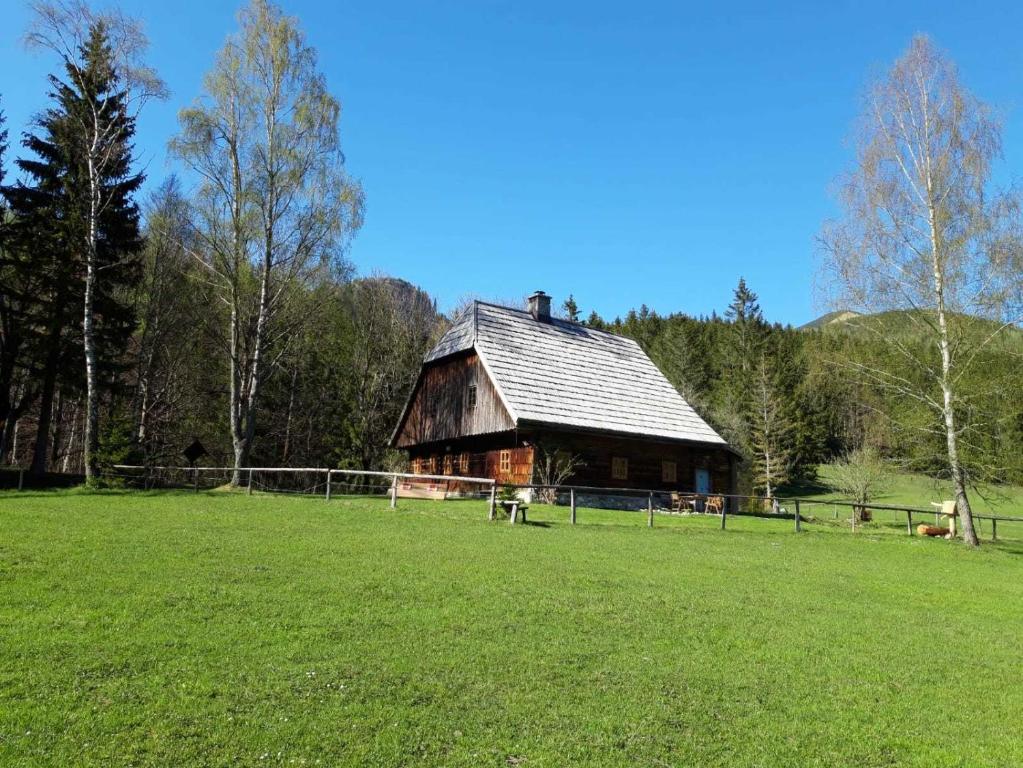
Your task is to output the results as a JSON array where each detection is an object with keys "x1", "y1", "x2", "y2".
[{"x1": 694, "y1": 468, "x2": 711, "y2": 495}]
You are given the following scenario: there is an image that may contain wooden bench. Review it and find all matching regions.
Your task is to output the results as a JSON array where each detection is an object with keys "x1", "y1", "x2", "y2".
[
  {"x1": 499, "y1": 499, "x2": 528, "y2": 524},
  {"x1": 671, "y1": 493, "x2": 699, "y2": 514}
]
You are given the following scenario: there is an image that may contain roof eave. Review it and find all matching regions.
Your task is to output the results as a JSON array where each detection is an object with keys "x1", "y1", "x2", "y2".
[{"x1": 514, "y1": 418, "x2": 738, "y2": 455}]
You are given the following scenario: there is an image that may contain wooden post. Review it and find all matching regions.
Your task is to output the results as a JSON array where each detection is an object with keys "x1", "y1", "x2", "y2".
[
  {"x1": 193, "y1": 467, "x2": 199, "y2": 493},
  {"x1": 390, "y1": 475, "x2": 398, "y2": 509},
  {"x1": 247, "y1": 468, "x2": 253, "y2": 496},
  {"x1": 992, "y1": 518, "x2": 997, "y2": 541},
  {"x1": 17, "y1": 468, "x2": 24, "y2": 491},
  {"x1": 647, "y1": 492, "x2": 654, "y2": 528},
  {"x1": 906, "y1": 510, "x2": 913, "y2": 536},
  {"x1": 509, "y1": 501, "x2": 517, "y2": 525},
  {"x1": 325, "y1": 470, "x2": 332, "y2": 501},
  {"x1": 720, "y1": 504, "x2": 727, "y2": 530},
  {"x1": 488, "y1": 485, "x2": 497, "y2": 521},
  {"x1": 851, "y1": 505, "x2": 857, "y2": 533},
  {"x1": 794, "y1": 500, "x2": 801, "y2": 532},
  {"x1": 570, "y1": 488, "x2": 576, "y2": 525}
]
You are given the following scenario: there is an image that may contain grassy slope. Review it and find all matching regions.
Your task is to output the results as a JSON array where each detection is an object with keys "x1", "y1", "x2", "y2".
[
  {"x1": 2, "y1": 490, "x2": 1022, "y2": 767},
  {"x1": 783, "y1": 466, "x2": 1023, "y2": 532}
]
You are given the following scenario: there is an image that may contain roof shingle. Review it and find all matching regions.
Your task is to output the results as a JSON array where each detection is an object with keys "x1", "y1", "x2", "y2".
[{"x1": 425, "y1": 302, "x2": 727, "y2": 446}]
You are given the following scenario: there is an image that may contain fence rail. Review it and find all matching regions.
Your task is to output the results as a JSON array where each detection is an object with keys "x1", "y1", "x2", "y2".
[
  {"x1": 101, "y1": 464, "x2": 498, "y2": 513},
  {"x1": 8, "y1": 465, "x2": 1022, "y2": 542},
  {"x1": 496, "y1": 482, "x2": 1023, "y2": 541}
]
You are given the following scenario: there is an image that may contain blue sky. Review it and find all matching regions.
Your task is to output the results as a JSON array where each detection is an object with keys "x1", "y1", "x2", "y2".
[{"x1": 3, "y1": 1, "x2": 1023, "y2": 325}]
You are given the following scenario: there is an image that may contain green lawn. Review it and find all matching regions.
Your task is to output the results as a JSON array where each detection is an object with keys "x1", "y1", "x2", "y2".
[
  {"x1": 780, "y1": 466, "x2": 1023, "y2": 536},
  {"x1": 2, "y1": 489, "x2": 1022, "y2": 767}
]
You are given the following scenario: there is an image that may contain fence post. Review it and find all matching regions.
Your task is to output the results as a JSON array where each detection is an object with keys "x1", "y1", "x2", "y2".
[
  {"x1": 17, "y1": 468, "x2": 24, "y2": 491},
  {"x1": 906, "y1": 510, "x2": 913, "y2": 536},
  {"x1": 247, "y1": 468, "x2": 253, "y2": 496},
  {"x1": 390, "y1": 475, "x2": 398, "y2": 509},
  {"x1": 794, "y1": 500, "x2": 801, "y2": 532},
  {"x1": 992, "y1": 518, "x2": 997, "y2": 541},
  {"x1": 193, "y1": 467, "x2": 199, "y2": 493},
  {"x1": 720, "y1": 503, "x2": 727, "y2": 530},
  {"x1": 570, "y1": 488, "x2": 576, "y2": 525},
  {"x1": 647, "y1": 492, "x2": 654, "y2": 528},
  {"x1": 488, "y1": 484, "x2": 496, "y2": 521},
  {"x1": 326, "y1": 469, "x2": 332, "y2": 501}
]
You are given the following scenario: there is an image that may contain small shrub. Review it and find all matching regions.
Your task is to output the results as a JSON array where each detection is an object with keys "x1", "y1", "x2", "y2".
[{"x1": 827, "y1": 447, "x2": 891, "y2": 523}]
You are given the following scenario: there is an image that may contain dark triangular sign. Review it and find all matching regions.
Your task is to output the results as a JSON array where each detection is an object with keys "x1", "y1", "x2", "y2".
[{"x1": 183, "y1": 440, "x2": 207, "y2": 466}]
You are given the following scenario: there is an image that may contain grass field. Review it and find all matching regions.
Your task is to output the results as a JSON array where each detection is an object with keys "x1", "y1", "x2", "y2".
[
  {"x1": 781, "y1": 466, "x2": 1023, "y2": 537},
  {"x1": 2, "y1": 489, "x2": 1023, "y2": 767}
]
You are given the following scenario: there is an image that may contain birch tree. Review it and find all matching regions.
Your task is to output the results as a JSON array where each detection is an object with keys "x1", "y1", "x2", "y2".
[
  {"x1": 25, "y1": 0, "x2": 166, "y2": 480},
  {"x1": 171, "y1": 0, "x2": 363, "y2": 481},
  {"x1": 819, "y1": 35, "x2": 1023, "y2": 546}
]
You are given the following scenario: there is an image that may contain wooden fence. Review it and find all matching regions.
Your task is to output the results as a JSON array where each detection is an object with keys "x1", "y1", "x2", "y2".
[
  {"x1": 499, "y1": 482, "x2": 1022, "y2": 541},
  {"x1": 7, "y1": 466, "x2": 1020, "y2": 541},
  {"x1": 103, "y1": 464, "x2": 498, "y2": 511}
]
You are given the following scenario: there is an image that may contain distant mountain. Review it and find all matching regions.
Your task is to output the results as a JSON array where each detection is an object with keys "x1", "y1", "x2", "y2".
[
  {"x1": 799, "y1": 308, "x2": 1022, "y2": 345},
  {"x1": 799, "y1": 310, "x2": 863, "y2": 330}
]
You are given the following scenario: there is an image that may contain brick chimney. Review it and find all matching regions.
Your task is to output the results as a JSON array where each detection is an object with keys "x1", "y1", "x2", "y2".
[{"x1": 527, "y1": 290, "x2": 551, "y2": 322}]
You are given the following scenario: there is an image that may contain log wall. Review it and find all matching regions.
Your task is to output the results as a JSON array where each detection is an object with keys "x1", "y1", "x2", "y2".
[{"x1": 393, "y1": 352, "x2": 513, "y2": 448}]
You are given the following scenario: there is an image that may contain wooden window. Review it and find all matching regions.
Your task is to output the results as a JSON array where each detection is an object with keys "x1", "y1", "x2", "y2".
[
  {"x1": 611, "y1": 456, "x2": 628, "y2": 480},
  {"x1": 662, "y1": 460, "x2": 677, "y2": 484},
  {"x1": 443, "y1": 455, "x2": 453, "y2": 475},
  {"x1": 426, "y1": 456, "x2": 436, "y2": 474},
  {"x1": 459, "y1": 452, "x2": 470, "y2": 474},
  {"x1": 499, "y1": 450, "x2": 511, "y2": 474},
  {"x1": 466, "y1": 383, "x2": 477, "y2": 411}
]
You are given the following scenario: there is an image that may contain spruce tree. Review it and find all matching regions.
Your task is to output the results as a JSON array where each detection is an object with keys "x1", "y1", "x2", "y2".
[
  {"x1": 0, "y1": 98, "x2": 50, "y2": 463},
  {"x1": 720, "y1": 277, "x2": 768, "y2": 464},
  {"x1": 562, "y1": 294, "x2": 580, "y2": 322},
  {"x1": 750, "y1": 351, "x2": 793, "y2": 500},
  {"x1": 5, "y1": 23, "x2": 144, "y2": 476},
  {"x1": 724, "y1": 276, "x2": 765, "y2": 379}
]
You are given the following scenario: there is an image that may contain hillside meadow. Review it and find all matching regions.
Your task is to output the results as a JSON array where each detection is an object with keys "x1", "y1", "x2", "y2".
[{"x1": 1, "y1": 489, "x2": 1022, "y2": 767}]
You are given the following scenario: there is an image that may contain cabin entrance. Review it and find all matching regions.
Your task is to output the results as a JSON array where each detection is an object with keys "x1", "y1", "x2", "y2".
[{"x1": 694, "y1": 468, "x2": 711, "y2": 494}]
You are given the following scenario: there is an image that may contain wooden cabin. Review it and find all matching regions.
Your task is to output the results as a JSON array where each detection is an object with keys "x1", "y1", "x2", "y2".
[{"x1": 390, "y1": 291, "x2": 738, "y2": 500}]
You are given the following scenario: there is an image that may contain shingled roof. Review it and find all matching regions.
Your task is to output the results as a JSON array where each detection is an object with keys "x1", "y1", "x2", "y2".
[{"x1": 420, "y1": 301, "x2": 728, "y2": 447}]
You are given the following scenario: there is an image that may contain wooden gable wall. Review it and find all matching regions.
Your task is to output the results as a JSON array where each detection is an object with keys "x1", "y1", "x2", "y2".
[{"x1": 393, "y1": 352, "x2": 514, "y2": 448}]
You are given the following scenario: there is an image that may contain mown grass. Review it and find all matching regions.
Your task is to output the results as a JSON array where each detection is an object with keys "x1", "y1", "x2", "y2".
[
  {"x1": 778, "y1": 466, "x2": 1023, "y2": 540},
  {"x1": 793, "y1": 465, "x2": 1023, "y2": 514},
  {"x1": 1, "y1": 488, "x2": 1022, "y2": 767}
]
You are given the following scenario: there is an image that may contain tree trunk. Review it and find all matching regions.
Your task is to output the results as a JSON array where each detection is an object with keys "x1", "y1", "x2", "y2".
[
  {"x1": 30, "y1": 339, "x2": 61, "y2": 476},
  {"x1": 61, "y1": 401, "x2": 80, "y2": 474},
  {"x1": 82, "y1": 158, "x2": 101, "y2": 482},
  {"x1": 281, "y1": 366, "x2": 297, "y2": 462},
  {"x1": 939, "y1": 344, "x2": 978, "y2": 546},
  {"x1": 50, "y1": 391, "x2": 65, "y2": 468},
  {"x1": 0, "y1": 413, "x2": 15, "y2": 464},
  {"x1": 928, "y1": 203, "x2": 979, "y2": 546},
  {"x1": 229, "y1": 299, "x2": 245, "y2": 486}
]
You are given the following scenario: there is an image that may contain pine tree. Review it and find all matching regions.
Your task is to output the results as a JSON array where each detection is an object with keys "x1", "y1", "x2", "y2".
[
  {"x1": 5, "y1": 23, "x2": 145, "y2": 476},
  {"x1": 724, "y1": 277, "x2": 765, "y2": 379},
  {"x1": 584, "y1": 310, "x2": 606, "y2": 330},
  {"x1": 562, "y1": 294, "x2": 580, "y2": 322},
  {"x1": 750, "y1": 351, "x2": 793, "y2": 500},
  {"x1": 719, "y1": 277, "x2": 768, "y2": 464},
  {"x1": 0, "y1": 99, "x2": 19, "y2": 459}
]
